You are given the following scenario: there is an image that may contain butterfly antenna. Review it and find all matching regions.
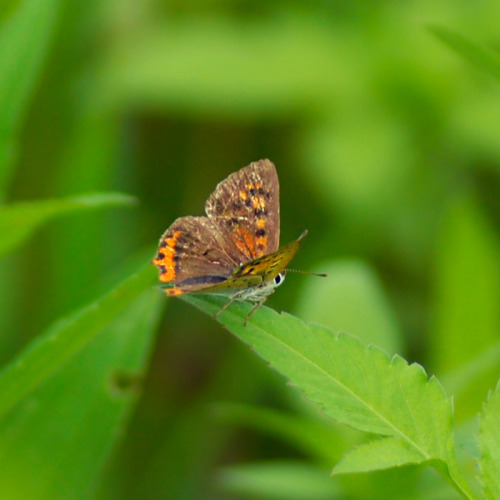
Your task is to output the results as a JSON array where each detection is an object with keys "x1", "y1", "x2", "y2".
[{"x1": 285, "y1": 269, "x2": 327, "y2": 277}]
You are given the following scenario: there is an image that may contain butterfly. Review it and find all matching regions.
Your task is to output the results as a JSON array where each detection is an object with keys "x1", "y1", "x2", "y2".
[{"x1": 152, "y1": 159, "x2": 319, "y2": 324}]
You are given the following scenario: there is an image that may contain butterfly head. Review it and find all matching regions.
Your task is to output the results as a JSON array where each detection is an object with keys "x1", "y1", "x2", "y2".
[{"x1": 232, "y1": 230, "x2": 307, "y2": 284}]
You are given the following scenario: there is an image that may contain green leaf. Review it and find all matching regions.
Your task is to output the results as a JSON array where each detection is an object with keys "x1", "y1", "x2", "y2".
[
  {"x1": 217, "y1": 461, "x2": 341, "y2": 500},
  {"x1": 0, "y1": 0, "x2": 62, "y2": 196},
  {"x1": 432, "y1": 198, "x2": 500, "y2": 420},
  {"x1": 332, "y1": 437, "x2": 428, "y2": 475},
  {"x1": 184, "y1": 295, "x2": 477, "y2": 499},
  {"x1": 478, "y1": 383, "x2": 500, "y2": 499},
  {"x1": 296, "y1": 260, "x2": 403, "y2": 355},
  {"x1": 0, "y1": 192, "x2": 136, "y2": 258},
  {"x1": 0, "y1": 263, "x2": 157, "y2": 419},
  {"x1": 0, "y1": 288, "x2": 161, "y2": 500},
  {"x1": 429, "y1": 24, "x2": 500, "y2": 81}
]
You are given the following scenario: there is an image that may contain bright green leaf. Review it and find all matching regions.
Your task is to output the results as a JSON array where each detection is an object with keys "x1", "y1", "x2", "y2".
[
  {"x1": 0, "y1": 0, "x2": 62, "y2": 196},
  {"x1": 0, "y1": 263, "x2": 157, "y2": 419},
  {"x1": 0, "y1": 192, "x2": 136, "y2": 258},
  {"x1": 184, "y1": 295, "x2": 477, "y2": 499},
  {"x1": 478, "y1": 383, "x2": 500, "y2": 499},
  {"x1": 332, "y1": 437, "x2": 427, "y2": 475},
  {"x1": 0, "y1": 288, "x2": 161, "y2": 500}
]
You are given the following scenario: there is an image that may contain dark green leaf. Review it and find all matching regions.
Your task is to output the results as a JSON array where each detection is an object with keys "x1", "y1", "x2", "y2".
[
  {"x1": 0, "y1": 289, "x2": 161, "y2": 500},
  {"x1": 0, "y1": 263, "x2": 157, "y2": 419}
]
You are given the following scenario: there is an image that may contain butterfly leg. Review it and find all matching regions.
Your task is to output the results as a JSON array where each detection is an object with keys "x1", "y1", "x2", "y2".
[
  {"x1": 213, "y1": 293, "x2": 244, "y2": 320},
  {"x1": 214, "y1": 289, "x2": 274, "y2": 325},
  {"x1": 243, "y1": 291, "x2": 276, "y2": 326}
]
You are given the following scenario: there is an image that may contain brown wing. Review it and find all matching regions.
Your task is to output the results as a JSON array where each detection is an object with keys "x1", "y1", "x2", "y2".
[
  {"x1": 205, "y1": 159, "x2": 280, "y2": 261},
  {"x1": 152, "y1": 216, "x2": 238, "y2": 286}
]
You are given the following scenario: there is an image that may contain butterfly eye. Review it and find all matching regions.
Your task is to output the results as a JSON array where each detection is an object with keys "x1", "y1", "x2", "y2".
[{"x1": 274, "y1": 273, "x2": 285, "y2": 287}]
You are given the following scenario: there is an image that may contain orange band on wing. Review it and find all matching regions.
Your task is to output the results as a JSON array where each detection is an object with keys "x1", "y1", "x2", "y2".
[
  {"x1": 234, "y1": 226, "x2": 256, "y2": 257},
  {"x1": 152, "y1": 230, "x2": 181, "y2": 282}
]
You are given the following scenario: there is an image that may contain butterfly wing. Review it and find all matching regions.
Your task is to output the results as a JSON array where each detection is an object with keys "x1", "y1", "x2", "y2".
[
  {"x1": 152, "y1": 216, "x2": 238, "y2": 294},
  {"x1": 153, "y1": 159, "x2": 281, "y2": 296},
  {"x1": 205, "y1": 159, "x2": 280, "y2": 261}
]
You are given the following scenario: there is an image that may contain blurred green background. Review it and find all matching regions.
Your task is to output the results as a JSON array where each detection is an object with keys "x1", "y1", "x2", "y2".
[{"x1": 1, "y1": 0, "x2": 500, "y2": 499}]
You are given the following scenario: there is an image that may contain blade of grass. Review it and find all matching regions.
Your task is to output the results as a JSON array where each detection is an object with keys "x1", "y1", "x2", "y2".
[
  {"x1": 0, "y1": 192, "x2": 136, "y2": 258},
  {"x1": 0, "y1": 0, "x2": 62, "y2": 197},
  {"x1": 0, "y1": 288, "x2": 161, "y2": 500},
  {"x1": 0, "y1": 263, "x2": 157, "y2": 419}
]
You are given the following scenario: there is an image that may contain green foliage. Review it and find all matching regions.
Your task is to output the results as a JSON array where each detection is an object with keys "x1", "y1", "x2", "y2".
[
  {"x1": 479, "y1": 384, "x2": 500, "y2": 499},
  {"x1": 0, "y1": 263, "x2": 156, "y2": 419},
  {"x1": 333, "y1": 437, "x2": 427, "y2": 475},
  {"x1": 429, "y1": 25, "x2": 500, "y2": 82},
  {"x1": 432, "y1": 198, "x2": 500, "y2": 421},
  {"x1": 0, "y1": 0, "x2": 61, "y2": 196},
  {"x1": 2, "y1": 1, "x2": 500, "y2": 499},
  {"x1": 296, "y1": 260, "x2": 403, "y2": 355},
  {"x1": 186, "y1": 295, "x2": 480, "y2": 499},
  {"x1": 0, "y1": 288, "x2": 161, "y2": 500},
  {"x1": 0, "y1": 192, "x2": 136, "y2": 258},
  {"x1": 217, "y1": 461, "x2": 341, "y2": 500},
  {"x1": 212, "y1": 402, "x2": 342, "y2": 465}
]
